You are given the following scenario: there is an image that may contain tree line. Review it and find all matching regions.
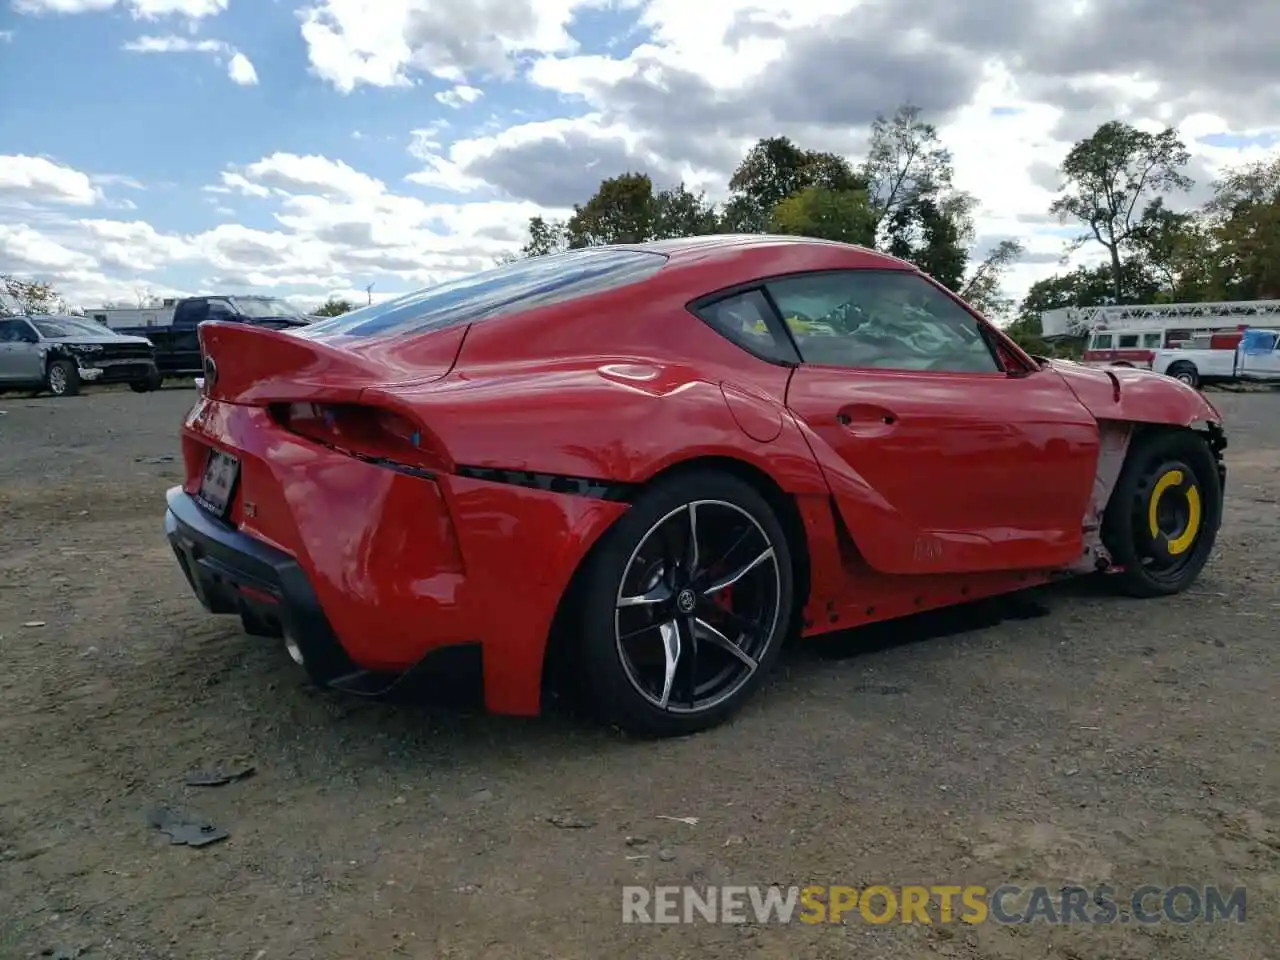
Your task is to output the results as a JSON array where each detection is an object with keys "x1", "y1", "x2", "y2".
[
  {"x1": 5, "y1": 107, "x2": 1276, "y2": 349},
  {"x1": 1008, "y1": 123, "x2": 1280, "y2": 351},
  {"x1": 509, "y1": 106, "x2": 1025, "y2": 321},
  {"x1": 507, "y1": 107, "x2": 1280, "y2": 355}
]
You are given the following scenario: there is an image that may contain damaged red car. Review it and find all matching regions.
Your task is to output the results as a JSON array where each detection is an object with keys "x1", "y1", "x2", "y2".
[{"x1": 166, "y1": 236, "x2": 1227, "y2": 737}]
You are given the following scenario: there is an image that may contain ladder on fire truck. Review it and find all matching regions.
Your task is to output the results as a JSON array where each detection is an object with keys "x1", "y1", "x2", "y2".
[{"x1": 1040, "y1": 299, "x2": 1280, "y2": 339}]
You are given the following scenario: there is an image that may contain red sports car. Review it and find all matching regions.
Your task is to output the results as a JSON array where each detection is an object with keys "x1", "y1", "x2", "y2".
[{"x1": 166, "y1": 236, "x2": 1227, "y2": 736}]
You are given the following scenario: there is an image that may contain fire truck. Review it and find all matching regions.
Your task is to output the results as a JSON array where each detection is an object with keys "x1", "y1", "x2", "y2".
[{"x1": 1039, "y1": 300, "x2": 1280, "y2": 369}]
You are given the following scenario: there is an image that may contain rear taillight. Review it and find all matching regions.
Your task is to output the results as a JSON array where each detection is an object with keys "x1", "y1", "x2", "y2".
[{"x1": 270, "y1": 402, "x2": 447, "y2": 476}]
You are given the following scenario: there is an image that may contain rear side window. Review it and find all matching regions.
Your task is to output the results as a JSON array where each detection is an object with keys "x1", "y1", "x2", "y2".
[
  {"x1": 1118, "y1": 334, "x2": 1138, "y2": 348},
  {"x1": 296, "y1": 248, "x2": 669, "y2": 340},
  {"x1": 694, "y1": 290, "x2": 799, "y2": 364}
]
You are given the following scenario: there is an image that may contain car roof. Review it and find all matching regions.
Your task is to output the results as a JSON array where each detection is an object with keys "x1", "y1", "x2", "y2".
[
  {"x1": 610, "y1": 234, "x2": 919, "y2": 297},
  {"x1": 584, "y1": 233, "x2": 905, "y2": 263},
  {"x1": 596, "y1": 234, "x2": 918, "y2": 279}
]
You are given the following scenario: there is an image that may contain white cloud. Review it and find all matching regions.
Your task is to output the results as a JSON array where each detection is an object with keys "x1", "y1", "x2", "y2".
[
  {"x1": 227, "y1": 52, "x2": 259, "y2": 85},
  {"x1": 0, "y1": 155, "x2": 104, "y2": 206},
  {"x1": 435, "y1": 84, "x2": 484, "y2": 109},
  {"x1": 0, "y1": 153, "x2": 547, "y2": 304},
  {"x1": 14, "y1": 0, "x2": 226, "y2": 17},
  {"x1": 295, "y1": 0, "x2": 593, "y2": 93},
  {"x1": 123, "y1": 34, "x2": 224, "y2": 53},
  {"x1": 0, "y1": 223, "x2": 99, "y2": 273},
  {"x1": 122, "y1": 34, "x2": 258, "y2": 85}
]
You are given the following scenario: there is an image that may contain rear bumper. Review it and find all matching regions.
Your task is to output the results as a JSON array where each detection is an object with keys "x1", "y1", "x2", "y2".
[{"x1": 163, "y1": 487, "x2": 483, "y2": 701}]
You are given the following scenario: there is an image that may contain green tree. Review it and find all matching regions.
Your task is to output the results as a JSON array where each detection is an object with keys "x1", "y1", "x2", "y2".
[
  {"x1": 521, "y1": 215, "x2": 570, "y2": 257},
  {"x1": 727, "y1": 136, "x2": 866, "y2": 232},
  {"x1": 1050, "y1": 120, "x2": 1193, "y2": 302},
  {"x1": 1119, "y1": 199, "x2": 1228, "y2": 302},
  {"x1": 768, "y1": 185, "x2": 877, "y2": 246},
  {"x1": 652, "y1": 183, "x2": 721, "y2": 239},
  {"x1": 314, "y1": 297, "x2": 356, "y2": 317},
  {"x1": 959, "y1": 239, "x2": 1024, "y2": 320},
  {"x1": 566, "y1": 172, "x2": 658, "y2": 247},
  {"x1": 1203, "y1": 156, "x2": 1280, "y2": 299},
  {"x1": 861, "y1": 104, "x2": 974, "y2": 290},
  {"x1": 862, "y1": 104, "x2": 956, "y2": 230}
]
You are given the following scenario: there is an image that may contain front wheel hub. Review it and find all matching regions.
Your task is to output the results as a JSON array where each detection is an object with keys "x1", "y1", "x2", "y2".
[{"x1": 1140, "y1": 462, "x2": 1202, "y2": 566}]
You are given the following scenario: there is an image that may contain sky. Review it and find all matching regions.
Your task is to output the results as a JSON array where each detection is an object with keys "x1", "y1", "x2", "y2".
[{"x1": 0, "y1": 0, "x2": 1278, "y2": 312}]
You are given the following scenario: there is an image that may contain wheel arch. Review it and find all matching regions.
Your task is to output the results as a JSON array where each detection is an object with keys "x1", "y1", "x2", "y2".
[
  {"x1": 1096, "y1": 418, "x2": 1226, "y2": 540},
  {"x1": 1099, "y1": 419, "x2": 1225, "y2": 596},
  {"x1": 539, "y1": 453, "x2": 812, "y2": 699}
]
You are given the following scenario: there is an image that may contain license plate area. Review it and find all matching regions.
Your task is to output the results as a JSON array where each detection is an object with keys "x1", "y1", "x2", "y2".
[{"x1": 196, "y1": 449, "x2": 240, "y2": 518}]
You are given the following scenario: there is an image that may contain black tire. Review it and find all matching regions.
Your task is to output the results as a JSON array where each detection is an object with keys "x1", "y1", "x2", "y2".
[
  {"x1": 46, "y1": 359, "x2": 81, "y2": 397},
  {"x1": 130, "y1": 368, "x2": 163, "y2": 392},
  {"x1": 1165, "y1": 361, "x2": 1199, "y2": 389},
  {"x1": 1101, "y1": 428, "x2": 1222, "y2": 598},
  {"x1": 575, "y1": 469, "x2": 795, "y2": 737}
]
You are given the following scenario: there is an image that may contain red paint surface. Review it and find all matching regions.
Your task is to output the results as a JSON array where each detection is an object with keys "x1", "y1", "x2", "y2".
[{"x1": 179, "y1": 238, "x2": 1227, "y2": 716}]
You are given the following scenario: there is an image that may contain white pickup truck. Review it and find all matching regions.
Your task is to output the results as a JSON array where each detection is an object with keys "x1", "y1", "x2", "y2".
[{"x1": 1151, "y1": 328, "x2": 1280, "y2": 388}]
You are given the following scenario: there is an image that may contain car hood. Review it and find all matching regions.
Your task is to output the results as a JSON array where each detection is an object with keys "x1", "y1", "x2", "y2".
[{"x1": 44, "y1": 334, "x2": 153, "y2": 346}]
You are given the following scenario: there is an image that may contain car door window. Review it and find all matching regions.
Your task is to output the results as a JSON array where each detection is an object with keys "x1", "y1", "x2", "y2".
[
  {"x1": 176, "y1": 300, "x2": 207, "y2": 325},
  {"x1": 0, "y1": 319, "x2": 35, "y2": 343},
  {"x1": 765, "y1": 270, "x2": 1001, "y2": 373}
]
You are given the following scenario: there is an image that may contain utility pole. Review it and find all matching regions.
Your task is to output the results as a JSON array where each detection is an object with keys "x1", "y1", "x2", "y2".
[{"x1": 365, "y1": 283, "x2": 374, "y2": 306}]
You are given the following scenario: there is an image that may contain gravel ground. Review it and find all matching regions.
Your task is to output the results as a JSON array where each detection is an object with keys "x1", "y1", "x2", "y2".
[{"x1": 0, "y1": 383, "x2": 1277, "y2": 960}]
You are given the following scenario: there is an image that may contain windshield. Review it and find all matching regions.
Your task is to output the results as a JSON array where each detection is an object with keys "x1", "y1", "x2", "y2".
[
  {"x1": 30, "y1": 316, "x2": 118, "y2": 338},
  {"x1": 231, "y1": 297, "x2": 307, "y2": 319}
]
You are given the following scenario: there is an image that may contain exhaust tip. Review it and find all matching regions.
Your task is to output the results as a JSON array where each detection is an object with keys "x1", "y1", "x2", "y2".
[{"x1": 284, "y1": 633, "x2": 305, "y2": 666}]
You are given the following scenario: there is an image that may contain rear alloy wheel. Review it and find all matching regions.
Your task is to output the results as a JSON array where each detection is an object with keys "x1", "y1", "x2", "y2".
[
  {"x1": 577, "y1": 470, "x2": 793, "y2": 737},
  {"x1": 46, "y1": 360, "x2": 81, "y2": 397},
  {"x1": 1102, "y1": 429, "x2": 1222, "y2": 598},
  {"x1": 1166, "y1": 361, "x2": 1199, "y2": 388}
]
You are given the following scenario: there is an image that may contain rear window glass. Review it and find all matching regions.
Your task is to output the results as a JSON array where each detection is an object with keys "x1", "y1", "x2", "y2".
[{"x1": 295, "y1": 248, "x2": 668, "y2": 340}]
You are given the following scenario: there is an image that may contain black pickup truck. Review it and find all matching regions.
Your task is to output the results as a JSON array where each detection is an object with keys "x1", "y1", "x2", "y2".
[{"x1": 114, "y1": 295, "x2": 314, "y2": 379}]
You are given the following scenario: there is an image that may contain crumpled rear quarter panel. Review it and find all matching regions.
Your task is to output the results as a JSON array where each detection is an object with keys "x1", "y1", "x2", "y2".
[{"x1": 181, "y1": 397, "x2": 627, "y2": 714}]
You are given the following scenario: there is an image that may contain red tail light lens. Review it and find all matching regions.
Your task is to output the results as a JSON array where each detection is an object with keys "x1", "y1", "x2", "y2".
[{"x1": 270, "y1": 403, "x2": 447, "y2": 475}]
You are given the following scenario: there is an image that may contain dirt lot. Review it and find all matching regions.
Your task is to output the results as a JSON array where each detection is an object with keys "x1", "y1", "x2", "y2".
[{"x1": 1, "y1": 383, "x2": 1277, "y2": 960}]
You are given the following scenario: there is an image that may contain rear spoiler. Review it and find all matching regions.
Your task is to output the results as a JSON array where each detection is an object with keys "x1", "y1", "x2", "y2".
[
  {"x1": 198, "y1": 321, "x2": 378, "y2": 405},
  {"x1": 197, "y1": 318, "x2": 468, "y2": 405}
]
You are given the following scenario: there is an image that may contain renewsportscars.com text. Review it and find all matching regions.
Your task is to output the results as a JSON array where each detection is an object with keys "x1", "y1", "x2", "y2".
[{"x1": 621, "y1": 884, "x2": 1247, "y2": 925}]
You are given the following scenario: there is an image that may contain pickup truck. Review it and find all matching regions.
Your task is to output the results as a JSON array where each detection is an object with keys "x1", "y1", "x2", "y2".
[
  {"x1": 113, "y1": 295, "x2": 314, "y2": 379},
  {"x1": 0, "y1": 298, "x2": 160, "y2": 397},
  {"x1": 1151, "y1": 328, "x2": 1280, "y2": 388}
]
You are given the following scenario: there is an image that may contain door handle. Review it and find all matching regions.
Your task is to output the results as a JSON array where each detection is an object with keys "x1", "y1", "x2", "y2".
[{"x1": 836, "y1": 404, "x2": 898, "y2": 433}]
